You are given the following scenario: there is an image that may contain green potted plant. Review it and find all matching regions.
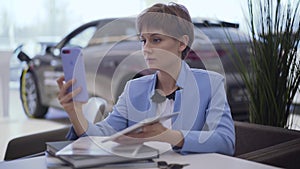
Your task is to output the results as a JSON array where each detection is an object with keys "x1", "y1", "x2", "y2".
[{"x1": 229, "y1": 0, "x2": 300, "y2": 127}]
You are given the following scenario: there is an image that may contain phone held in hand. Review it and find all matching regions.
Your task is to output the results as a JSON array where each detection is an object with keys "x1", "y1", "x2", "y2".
[{"x1": 61, "y1": 47, "x2": 88, "y2": 102}]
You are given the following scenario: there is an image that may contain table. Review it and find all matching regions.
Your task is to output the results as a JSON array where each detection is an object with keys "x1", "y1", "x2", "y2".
[{"x1": 0, "y1": 151, "x2": 281, "y2": 169}]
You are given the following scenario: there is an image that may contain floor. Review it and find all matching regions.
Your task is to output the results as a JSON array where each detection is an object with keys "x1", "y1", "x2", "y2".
[
  {"x1": 0, "y1": 82, "x2": 300, "y2": 162},
  {"x1": 0, "y1": 82, "x2": 70, "y2": 161}
]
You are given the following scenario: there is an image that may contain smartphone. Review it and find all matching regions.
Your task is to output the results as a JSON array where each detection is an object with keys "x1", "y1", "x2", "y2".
[{"x1": 61, "y1": 47, "x2": 88, "y2": 102}]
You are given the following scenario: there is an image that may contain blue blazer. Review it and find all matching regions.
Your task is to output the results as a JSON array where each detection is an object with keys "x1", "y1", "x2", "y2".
[{"x1": 67, "y1": 61, "x2": 235, "y2": 155}]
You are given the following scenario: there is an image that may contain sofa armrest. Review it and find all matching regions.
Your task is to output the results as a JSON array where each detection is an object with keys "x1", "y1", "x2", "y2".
[
  {"x1": 4, "y1": 126, "x2": 70, "y2": 161},
  {"x1": 234, "y1": 121, "x2": 300, "y2": 156},
  {"x1": 237, "y1": 138, "x2": 300, "y2": 169}
]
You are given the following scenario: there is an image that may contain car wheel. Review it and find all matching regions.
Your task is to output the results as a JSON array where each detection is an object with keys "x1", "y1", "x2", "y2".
[{"x1": 20, "y1": 69, "x2": 48, "y2": 118}]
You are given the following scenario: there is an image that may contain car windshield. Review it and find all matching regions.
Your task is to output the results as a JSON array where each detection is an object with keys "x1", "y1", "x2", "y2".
[
  {"x1": 67, "y1": 26, "x2": 97, "y2": 48},
  {"x1": 88, "y1": 19, "x2": 138, "y2": 46}
]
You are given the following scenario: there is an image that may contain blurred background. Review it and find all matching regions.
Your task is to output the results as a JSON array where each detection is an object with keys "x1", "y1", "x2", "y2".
[
  {"x1": 0, "y1": 0, "x2": 299, "y2": 161},
  {"x1": 0, "y1": 0, "x2": 251, "y2": 161},
  {"x1": 0, "y1": 0, "x2": 248, "y2": 51}
]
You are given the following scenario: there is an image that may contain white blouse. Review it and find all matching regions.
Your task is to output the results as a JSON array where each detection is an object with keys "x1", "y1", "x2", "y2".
[{"x1": 156, "y1": 98, "x2": 174, "y2": 129}]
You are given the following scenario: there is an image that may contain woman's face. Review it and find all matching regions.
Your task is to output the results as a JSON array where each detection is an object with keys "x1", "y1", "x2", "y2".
[{"x1": 139, "y1": 29, "x2": 184, "y2": 71}]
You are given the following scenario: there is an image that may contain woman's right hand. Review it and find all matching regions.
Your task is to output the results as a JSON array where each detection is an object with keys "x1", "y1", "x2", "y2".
[
  {"x1": 56, "y1": 75, "x2": 83, "y2": 116},
  {"x1": 56, "y1": 75, "x2": 88, "y2": 136}
]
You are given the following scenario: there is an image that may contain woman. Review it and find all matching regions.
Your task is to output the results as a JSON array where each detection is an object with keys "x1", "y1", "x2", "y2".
[{"x1": 57, "y1": 2, "x2": 235, "y2": 155}]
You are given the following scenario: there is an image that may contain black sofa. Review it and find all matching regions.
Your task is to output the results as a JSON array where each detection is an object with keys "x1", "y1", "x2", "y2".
[
  {"x1": 4, "y1": 126, "x2": 69, "y2": 161},
  {"x1": 234, "y1": 121, "x2": 300, "y2": 169},
  {"x1": 4, "y1": 122, "x2": 300, "y2": 168}
]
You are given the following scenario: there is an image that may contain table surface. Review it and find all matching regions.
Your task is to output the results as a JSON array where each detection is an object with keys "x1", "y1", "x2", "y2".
[{"x1": 0, "y1": 151, "x2": 281, "y2": 169}]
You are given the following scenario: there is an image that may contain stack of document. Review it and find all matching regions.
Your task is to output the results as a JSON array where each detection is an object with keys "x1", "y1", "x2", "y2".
[
  {"x1": 46, "y1": 137, "x2": 159, "y2": 168},
  {"x1": 45, "y1": 113, "x2": 179, "y2": 168}
]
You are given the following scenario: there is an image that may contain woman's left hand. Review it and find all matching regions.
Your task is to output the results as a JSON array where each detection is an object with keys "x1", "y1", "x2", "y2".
[{"x1": 114, "y1": 122, "x2": 168, "y2": 144}]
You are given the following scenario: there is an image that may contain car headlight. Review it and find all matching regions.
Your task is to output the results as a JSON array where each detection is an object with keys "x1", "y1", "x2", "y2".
[{"x1": 33, "y1": 59, "x2": 41, "y2": 66}]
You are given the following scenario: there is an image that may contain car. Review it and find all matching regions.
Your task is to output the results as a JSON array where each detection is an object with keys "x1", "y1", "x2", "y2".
[
  {"x1": 17, "y1": 17, "x2": 250, "y2": 120},
  {"x1": 10, "y1": 41, "x2": 56, "y2": 82}
]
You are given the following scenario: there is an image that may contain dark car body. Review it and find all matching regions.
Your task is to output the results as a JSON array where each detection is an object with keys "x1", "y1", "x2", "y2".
[
  {"x1": 17, "y1": 17, "x2": 250, "y2": 120},
  {"x1": 10, "y1": 42, "x2": 56, "y2": 82}
]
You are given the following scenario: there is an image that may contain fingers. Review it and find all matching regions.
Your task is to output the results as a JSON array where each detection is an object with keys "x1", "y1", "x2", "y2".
[
  {"x1": 63, "y1": 79, "x2": 75, "y2": 92},
  {"x1": 113, "y1": 124, "x2": 166, "y2": 144},
  {"x1": 59, "y1": 87, "x2": 81, "y2": 105},
  {"x1": 125, "y1": 123, "x2": 167, "y2": 140},
  {"x1": 56, "y1": 75, "x2": 80, "y2": 105},
  {"x1": 56, "y1": 75, "x2": 65, "y2": 89},
  {"x1": 57, "y1": 75, "x2": 76, "y2": 93},
  {"x1": 57, "y1": 76, "x2": 75, "y2": 92},
  {"x1": 140, "y1": 122, "x2": 162, "y2": 133},
  {"x1": 115, "y1": 135, "x2": 145, "y2": 145}
]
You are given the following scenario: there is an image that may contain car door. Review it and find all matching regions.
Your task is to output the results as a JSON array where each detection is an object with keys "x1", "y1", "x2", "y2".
[
  {"x1": 41, "y1": 24, "x2": 98, "y2": 108},
  {"x1": 84, "y1": 18, "x2": 145, "y2": 106}
]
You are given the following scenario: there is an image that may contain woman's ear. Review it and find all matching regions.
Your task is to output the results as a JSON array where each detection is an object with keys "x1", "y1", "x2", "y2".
[{"x1": 179, "y1": 35, "x2": 189, "y2": 52}]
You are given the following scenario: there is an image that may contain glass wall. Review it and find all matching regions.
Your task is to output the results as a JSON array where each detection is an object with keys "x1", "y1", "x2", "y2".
[{"x1": 0, "y1": 0, "x2": 247, "y2": 50}]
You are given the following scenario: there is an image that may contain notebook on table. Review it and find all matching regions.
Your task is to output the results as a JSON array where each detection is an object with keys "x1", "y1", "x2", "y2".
[{"x1": 50, "y1": 136, "x2": 159, "y2": 168}]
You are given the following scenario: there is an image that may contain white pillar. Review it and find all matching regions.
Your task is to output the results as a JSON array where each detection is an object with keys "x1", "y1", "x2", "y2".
[{"x1": 0, "y1": 51, "x2": 12, "y2": 118}]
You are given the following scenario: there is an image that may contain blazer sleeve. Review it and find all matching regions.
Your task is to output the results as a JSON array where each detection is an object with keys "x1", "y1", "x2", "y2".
[
  {"x1": 66, "y1": 82, "x2": 131, "y2": 139},
  {"x1": 176, "y1": 75, "x2": 235, "y2": 155}
]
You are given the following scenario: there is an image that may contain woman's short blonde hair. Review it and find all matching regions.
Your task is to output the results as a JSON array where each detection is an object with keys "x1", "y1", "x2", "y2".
[{"x1": 136, "y1": 2, "x2": 194, "y2": 59}]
